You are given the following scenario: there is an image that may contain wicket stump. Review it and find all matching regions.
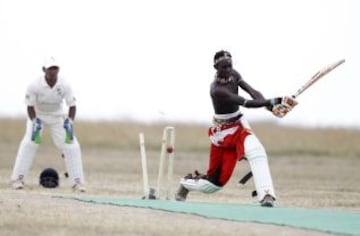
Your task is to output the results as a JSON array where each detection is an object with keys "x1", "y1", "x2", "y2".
[{"x1": 139, "y1": 126, "x2": 175, "y2": 200}]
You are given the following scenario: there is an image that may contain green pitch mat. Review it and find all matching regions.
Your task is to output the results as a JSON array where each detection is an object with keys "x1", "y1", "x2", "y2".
[{"x1": 58, "y1": 196, "x2": 360, "y2": 236}]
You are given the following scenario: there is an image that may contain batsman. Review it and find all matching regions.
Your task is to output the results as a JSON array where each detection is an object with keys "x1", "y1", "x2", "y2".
[{"x1": 175, "y1": 50, "x2": 297, "y2": 207}]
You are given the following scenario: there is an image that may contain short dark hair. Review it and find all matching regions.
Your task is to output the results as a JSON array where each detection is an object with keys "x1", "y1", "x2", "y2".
[{"x1": 214, "y1": 50, "x2": 232, "y2": 66}]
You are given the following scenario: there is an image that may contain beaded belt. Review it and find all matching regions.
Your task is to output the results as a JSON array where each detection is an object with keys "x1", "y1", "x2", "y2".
[{"x1": 213, "y1": 114, "x2": 243, "y2": 126}]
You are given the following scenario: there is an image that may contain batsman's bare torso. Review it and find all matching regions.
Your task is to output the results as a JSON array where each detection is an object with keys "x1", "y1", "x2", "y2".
[{"x1": 210, "y1": 70, "x2": 242, "y2": 115}]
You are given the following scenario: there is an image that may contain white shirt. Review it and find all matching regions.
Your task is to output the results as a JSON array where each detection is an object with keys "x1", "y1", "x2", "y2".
[{"x1": 25, "y1": 76, "x2": 76, "y2": 116}]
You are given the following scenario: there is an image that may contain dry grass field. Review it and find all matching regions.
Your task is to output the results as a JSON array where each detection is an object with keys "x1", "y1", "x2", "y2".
[{"x1": 1, "y1": 118, "x2": 360, "y2": 236}]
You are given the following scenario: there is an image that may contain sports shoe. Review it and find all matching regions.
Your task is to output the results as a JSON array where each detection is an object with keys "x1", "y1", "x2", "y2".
[
  {"x1": 12, "y1": 179, "x2": 25, "y2": 190},
  {"x1": 260, "y1": 194, "x2": 275, "y2": 207},
  {"x1": 72, "y1": 183, "x2": 86, "y2": 193},
  {"x1": 174, "y1": 184, "x2": 189, "y2": 201}
]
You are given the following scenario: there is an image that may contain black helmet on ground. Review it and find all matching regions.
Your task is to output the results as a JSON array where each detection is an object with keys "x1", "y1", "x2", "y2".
[{"x1": 39, "y1": 168, "x2": 59, "y2": 188}]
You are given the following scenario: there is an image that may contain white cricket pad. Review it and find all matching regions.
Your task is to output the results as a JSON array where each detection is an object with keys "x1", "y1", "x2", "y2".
[
  {"x1": 62, "y1": 144, "x2": 85, "y2": 186},
  {"x1": 180, "y1": 178, "x2": 222, "y2": 193},
  {"x1": 244, "y1": 134, "x2": 276, "y2": 201},
  {"x1": 11, "y1": 140, "x2": 39, "y2": 181}
]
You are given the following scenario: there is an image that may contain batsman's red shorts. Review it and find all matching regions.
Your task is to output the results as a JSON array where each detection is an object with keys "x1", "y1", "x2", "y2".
[{"x1": 206, "y1": 121, "x2": 251, "y2": 186}]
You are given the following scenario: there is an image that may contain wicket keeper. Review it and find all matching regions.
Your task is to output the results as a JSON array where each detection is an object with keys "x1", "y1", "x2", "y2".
[{"x1": 11, "y1": 57, "x2": 86, "y2": 192}]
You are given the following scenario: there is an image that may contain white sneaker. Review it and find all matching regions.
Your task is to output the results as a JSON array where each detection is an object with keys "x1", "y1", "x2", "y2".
[
  {"x1": 12, "y1": 179, "x2": 25, "y2": 190},
  {"x1": 72, "y1": 183, "x2": 86, "y2": 193}
]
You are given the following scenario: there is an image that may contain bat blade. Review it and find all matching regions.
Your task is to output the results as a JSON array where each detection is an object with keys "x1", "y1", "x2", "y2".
[{"x1": 292, "y1": 59, "x2": 345, "y2": 99}]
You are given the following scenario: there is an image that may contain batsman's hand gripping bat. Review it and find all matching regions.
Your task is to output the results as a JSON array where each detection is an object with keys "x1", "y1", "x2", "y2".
[
  {"x1": 271, "y1": 96, "x2": 298, "y2": 118},
  {"x1": 272, "y1": 59, "x2": 346, "y2": 118}
]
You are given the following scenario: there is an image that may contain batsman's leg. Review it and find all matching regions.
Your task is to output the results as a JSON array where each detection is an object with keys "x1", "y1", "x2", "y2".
[
  {"x1": 11, "y1": 120, "x2": 40, "y2": 189},
  {"x1": 180, "y1": 178, "x2": 222, "y2": 193},
  {"x1": 244, "y1": 134, "x2": 276, "y2": 207},
  {"x1": 175, "y1": 175, "x2": 223, "y2": 201},
  {"x1": 175, "y1": 144, "x2": 224, "y2": 201}
]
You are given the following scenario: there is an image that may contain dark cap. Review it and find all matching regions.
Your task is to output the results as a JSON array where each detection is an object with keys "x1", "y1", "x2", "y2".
[{"x1": 214, "y1": 50, "x2": 232, "y2": 66}]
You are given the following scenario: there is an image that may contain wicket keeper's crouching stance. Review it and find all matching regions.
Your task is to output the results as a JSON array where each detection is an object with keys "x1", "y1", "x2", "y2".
[
  {"x1": 11, "y1": 57, "x2": 85, "y2": 192},
  {"x1": 175, "y1": 50, "x2": 297, "y2": 207}
]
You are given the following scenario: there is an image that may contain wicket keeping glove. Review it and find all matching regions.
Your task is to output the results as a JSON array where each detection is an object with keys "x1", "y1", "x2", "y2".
[
  {"x1": 271, "y1": 96, "x2": 298, "y2": 118},
  {"x1": 31, "y1": 118, "x2": 42, "y2": 144},
  {"x1": 63, "y1": 118, "x2": 74, "y2": 143}
]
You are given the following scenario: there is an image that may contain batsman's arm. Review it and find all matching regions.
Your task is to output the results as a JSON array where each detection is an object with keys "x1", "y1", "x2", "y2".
[
  {"x1": 242, "y1": 97, "x2": 281, "y2": 108},
  {"x1": 237, "y1": 76, "x2": 277, "y2": 111},
  {"x1": 213, "y1": 86, "x2": 280, "y2": 108},
  {"x1": 238, "y1": 78, "x2": 266, "y2": 100}
]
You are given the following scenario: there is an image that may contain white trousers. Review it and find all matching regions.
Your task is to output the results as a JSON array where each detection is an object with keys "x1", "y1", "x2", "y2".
[{"x1": 11, "y1": 114, "x2": 85, "y2": 187}]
